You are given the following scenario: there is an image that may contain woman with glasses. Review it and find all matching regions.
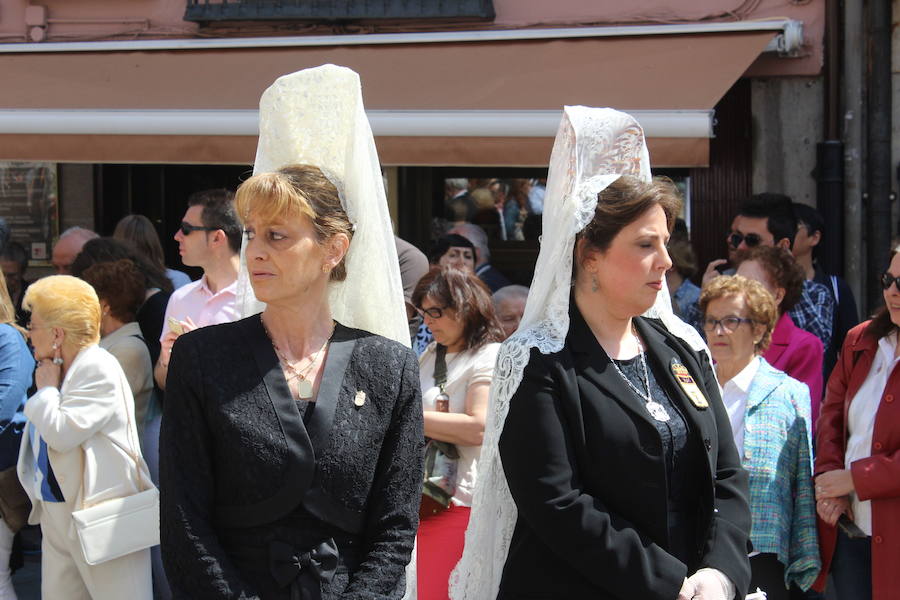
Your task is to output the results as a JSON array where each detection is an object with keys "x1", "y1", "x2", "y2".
[
  {"x1": 811, "y1": 248, "x2": 900, "y2": 600},
  {"x1": 412, "y1": 266, "x2": 503, "y2": 600},
  {"x1": 700, "y1": 275, "x2": 819, "y2": 599},
  {"x1": 734, "y1": 245, "x2": 825, "y2": 427}
]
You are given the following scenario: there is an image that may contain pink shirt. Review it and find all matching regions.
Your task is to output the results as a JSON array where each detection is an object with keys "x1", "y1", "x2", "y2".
[
  {"x1": 160, "y1": 275, "x2": 239, "y2": 342},
  {"x1": 763, "y1": 312, "x2": 824, "y2": 430}
]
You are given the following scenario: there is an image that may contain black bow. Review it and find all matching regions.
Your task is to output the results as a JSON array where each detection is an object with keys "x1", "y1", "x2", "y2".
[{"x1": 269, "y1": 539, "x2": 339, "y2": 600}]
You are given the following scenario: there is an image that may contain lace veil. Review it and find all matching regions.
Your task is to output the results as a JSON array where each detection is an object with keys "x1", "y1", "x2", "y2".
[
  {"x1": 236, "y1": 64, "x2": 410, "y2": 348},
  {"x1": 449, "y1": 107, "x2": 709, "y2": 599}
]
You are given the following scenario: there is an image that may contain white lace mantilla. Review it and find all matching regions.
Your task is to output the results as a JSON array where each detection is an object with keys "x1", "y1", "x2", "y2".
[
  {"x1": 236, "y1": 64, "x2": 409, "y2": 349},
  {"x1": 449, "y1": 107, "x2": 709, "y2": 600}
]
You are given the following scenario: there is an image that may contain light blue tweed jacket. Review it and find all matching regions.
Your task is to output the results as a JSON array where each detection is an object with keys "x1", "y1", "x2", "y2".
[{"x1": 741, "y1": 358, "x2": 821, "y2": 591}]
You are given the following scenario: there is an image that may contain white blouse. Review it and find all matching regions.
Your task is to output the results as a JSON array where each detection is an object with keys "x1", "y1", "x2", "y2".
[
  {"x1": 418, "y1": 342, "x2": 500, "y2": 507},
  {"x1": 845, "y1": 332, "x2": 899, "y2": 535}
]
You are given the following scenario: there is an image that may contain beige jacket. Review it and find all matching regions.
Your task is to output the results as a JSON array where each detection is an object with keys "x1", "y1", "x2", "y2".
[
  {"x1": 99, "y1": 322, "x2": 153, "y2": 427},
  {"x1": 17, "y1": 344, "x2": 153, "y2": 528}
]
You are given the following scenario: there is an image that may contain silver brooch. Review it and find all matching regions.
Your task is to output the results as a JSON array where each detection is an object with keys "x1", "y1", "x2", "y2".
[{"x1": 354, "y1": 390, "x2": 366, "y2": 407}]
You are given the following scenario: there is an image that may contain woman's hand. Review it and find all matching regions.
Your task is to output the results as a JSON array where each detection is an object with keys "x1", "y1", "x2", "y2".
[
  {"x1": 677, "y1": 577, "x2": 695, "y2": 600},
  {"x1": 816, "y1": 496, "x2": 852, "y2": 526},
  {"x1": 815, "y1": 469, "x2": 855, "y2": 499},
  {"x1": 686, "y1": 569, "x2": 731, "y2": 600},
  {"x1": 34, "y1": 359, "x2": 62, "y2": 390}
]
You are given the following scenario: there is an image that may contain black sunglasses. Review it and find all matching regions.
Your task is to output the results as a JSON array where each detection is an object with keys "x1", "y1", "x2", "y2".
[
  {"x1": 179, "y1": 221, "x2": 217, "y2": 236},
  {"x1": 728, "y1": 232, "x2": 763, "y2": 249},
  {"x1": 881, "y1": 272, "x2": 900, "y2": 291},
  {"x1": 416, "y1": 306, "x2": 446, "y2": 320}
]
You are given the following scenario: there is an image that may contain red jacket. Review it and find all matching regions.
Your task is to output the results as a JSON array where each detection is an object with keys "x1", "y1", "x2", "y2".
[
  {"x1": 813, "y1": 321, "x2": 900, "y2": 599},
  {"x1": 764, "y1": 313, "x2": 824, "y2": 427}
]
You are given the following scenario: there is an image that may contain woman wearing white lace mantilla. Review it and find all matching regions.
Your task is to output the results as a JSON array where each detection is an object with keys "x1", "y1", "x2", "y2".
[
  {"x1": 160, "y1": 65, "x2": 423, "y2": 599},
  {"x1": 450, "y1": 108, "x2": 751, "y2": 600}
]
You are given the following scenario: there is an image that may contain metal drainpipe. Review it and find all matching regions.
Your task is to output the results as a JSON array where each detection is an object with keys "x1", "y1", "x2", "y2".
[
  {"x1": 816, "y1": 0, "x2": 843, "y2": 275},
  {"x1": 865, "y1": 0, "x2": 894, "y2": 312}
]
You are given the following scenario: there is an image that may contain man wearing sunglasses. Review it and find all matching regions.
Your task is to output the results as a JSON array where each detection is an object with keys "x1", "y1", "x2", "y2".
[
  {"x1": 699, "y1": 193, "x2": 835, "y2": 353},
  {"x1": 154, "y1": 189, "x2": 242, "y2": 390}
]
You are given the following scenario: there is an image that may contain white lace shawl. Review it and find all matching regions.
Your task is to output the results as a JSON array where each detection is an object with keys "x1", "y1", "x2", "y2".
[
  {"x1": 449, "y1": 107, "x2": 710, "y2": 599},
  {"x1": 236, "y1": 64, "x2": 409, "y2": 348}
]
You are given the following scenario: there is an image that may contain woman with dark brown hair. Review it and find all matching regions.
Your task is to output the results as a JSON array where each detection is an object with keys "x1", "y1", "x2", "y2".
[
  {"x1": 811, "y1": 246, "x2": 900, "y2": 600},
  {"x1": 412, "y1": 265, "x2": 503, "y2": 600},
  {"x1": 454, "y1": 108, "x2": 751, "y2": 600},
  {"x1": 113, "y1": 214, "x2": 192, "y2": 290}
]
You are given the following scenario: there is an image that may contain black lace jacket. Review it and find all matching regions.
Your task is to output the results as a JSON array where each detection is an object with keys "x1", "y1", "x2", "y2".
[{"x1": 160, "y1": 315, "x2": 424, "y2": 599}]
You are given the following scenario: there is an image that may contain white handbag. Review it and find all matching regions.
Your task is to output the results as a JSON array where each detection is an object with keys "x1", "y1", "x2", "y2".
[{"x1": 71, "y1": 384, "x2": 160, "y2": 566}]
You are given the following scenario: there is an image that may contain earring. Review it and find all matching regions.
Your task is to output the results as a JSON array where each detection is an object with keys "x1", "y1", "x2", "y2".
[
  {"x1": 321, "y1": 264, "x2": 330, "y2": 273},
  {"x1": 51, "y1": 343, "x2": 58, "y2": 350},
  {"x1": 591, "y1": 273, "x2": 599, "y2": 293},
  {"x1": 52, "y1": 357, "x2": 64, "y2": 366}
]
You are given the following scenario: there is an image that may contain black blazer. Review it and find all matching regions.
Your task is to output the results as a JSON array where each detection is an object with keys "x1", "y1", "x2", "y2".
[
  {"x1": 160, "y1": 315, "x2": 424, "y2": 599},
  {"x1": 497, "y1": 305, "x2": 751, "y2": 600}
]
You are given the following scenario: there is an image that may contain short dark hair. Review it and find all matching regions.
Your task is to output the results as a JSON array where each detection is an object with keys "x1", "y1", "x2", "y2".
[
  {"x1": 187, "y1": 189, "x2": 241, "y2": 254},
  {"x1": 0, "y1": 241, "x2": 28, "y2": 271},
  {"x1": 578, "y1": 175, "x2": 682, "y2": 255},
  {"x1": 734, "y1": 245, "x2": 804, "y2": 313},
  {"x1": 81, "y1": 259, "x2": 146, "y2": 323},
  {"x1": 411, "y1": 266, "x2": 504, "y2": 351},
  {"x1": 427, "y1": 234, "x2": 475, "y2": 265},
  {"x1": 737, "y1": 193, "x2": 797, "y2": 248},
  {"x1": 792, "y1": 202, "x2": 824, "y2": 237}
]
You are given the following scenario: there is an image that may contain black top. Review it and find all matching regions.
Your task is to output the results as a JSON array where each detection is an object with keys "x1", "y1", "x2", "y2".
[
  {"x1": 160, "y1": 315, "x2": 424, "y2": 600},
  {"x1": 136, "y1": 288, "x2": 170, "y2": 368},
  {"x1": 497, "y1": 303, "x2": 751, "y2": 600}
]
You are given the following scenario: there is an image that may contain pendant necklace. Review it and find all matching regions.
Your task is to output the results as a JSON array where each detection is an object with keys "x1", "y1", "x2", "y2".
[
  {"x1": 606, "y1": 326, "x2": 671, "y2": 422},
  {"x1": 262, "y1": 317, "x2": 335, "y2": 399}
]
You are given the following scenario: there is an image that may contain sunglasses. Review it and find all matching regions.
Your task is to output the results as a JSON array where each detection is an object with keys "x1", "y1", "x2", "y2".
[
  {"x1": 701, "y1": 316, "x2": 755, "y2": 333},
  {"x1": 881, "y1": 272, "x2": 900, "y2": 291},
  {"x1": 727, "y1": 232, "x2": 763, "y2": 249},
  {"x1": 179, "y1": 221, "x2": 217, "y2": 236},
  {"x1": 416, "y1": 306, "x2": 446, "y2": 320}
]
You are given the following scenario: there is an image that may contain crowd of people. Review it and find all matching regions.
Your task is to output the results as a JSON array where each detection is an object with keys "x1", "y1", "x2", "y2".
[{"x1": 0, "y1": 63, "x2": 894, "y2": 600}]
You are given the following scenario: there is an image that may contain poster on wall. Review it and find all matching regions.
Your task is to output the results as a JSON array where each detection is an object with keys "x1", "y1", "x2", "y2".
[{"x1": 0, "y1": 162, "x2": 59, "y2": 264}]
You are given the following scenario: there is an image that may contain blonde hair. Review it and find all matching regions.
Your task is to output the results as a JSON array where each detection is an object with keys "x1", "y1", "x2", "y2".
[
  {"x1": 234, "y1": 164, "x2": 353, "y2": 281},
  {"x1": 23, "y1": 275, "x2": 101, "y2": 349},
  {"x1": 0, "y1": 270, "x2": 24, "y2": 336},
  {"x1": 699, "y1": 274, "x2": 777, "y2": 353}
]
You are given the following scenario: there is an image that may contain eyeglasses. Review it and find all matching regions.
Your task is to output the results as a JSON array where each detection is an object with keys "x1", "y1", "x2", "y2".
[
  {"x1": 727, "y1": 232, "x2": 763, "y2": 249},
  {"x1": 416, "y1": 306, "x2": 446, "y2": 320},
  {"x1": 179, "y1": 221, "x2": 217, "y2": 236},
  {"x1": 702, "y1": 316, "x2": 755, "y2": 333},
  {"x1": 881, "y1": 272, "x2": 900, "y2": 291}
]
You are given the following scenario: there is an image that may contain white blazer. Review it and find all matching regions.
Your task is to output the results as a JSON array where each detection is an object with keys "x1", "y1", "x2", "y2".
[{"x1": 17, "y1": 344, "x2": 153, "y2": 527}]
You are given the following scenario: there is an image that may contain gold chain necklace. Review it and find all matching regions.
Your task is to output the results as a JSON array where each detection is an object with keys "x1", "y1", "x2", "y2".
[{"x1": 261, "y1": 316, "x2": 335, "y2": 399}]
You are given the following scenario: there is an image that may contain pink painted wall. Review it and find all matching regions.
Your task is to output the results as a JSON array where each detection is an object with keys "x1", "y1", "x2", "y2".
[{"x1": 0, "y1": 0, "x2": 822, "y2": 75}]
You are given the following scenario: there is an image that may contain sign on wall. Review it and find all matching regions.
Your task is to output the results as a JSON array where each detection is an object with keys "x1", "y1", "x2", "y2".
[{"x1": 0, "y1": 162, "x2": 59, "y2": 264}]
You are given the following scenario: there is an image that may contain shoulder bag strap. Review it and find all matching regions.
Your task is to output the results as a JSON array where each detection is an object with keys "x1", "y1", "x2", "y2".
[{"x1": 433, "y1": 344, "x2": 449, "y2": 391}]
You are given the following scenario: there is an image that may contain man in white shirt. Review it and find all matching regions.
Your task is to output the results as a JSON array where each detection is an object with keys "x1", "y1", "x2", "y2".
[{"x1": 154, "y1": 189, "x2": 241, "y2": 390}]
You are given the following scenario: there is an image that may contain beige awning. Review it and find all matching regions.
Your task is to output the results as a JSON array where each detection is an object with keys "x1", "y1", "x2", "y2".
[{"x1": 0, "y1": 29, "x2": 776, "y2": 166}]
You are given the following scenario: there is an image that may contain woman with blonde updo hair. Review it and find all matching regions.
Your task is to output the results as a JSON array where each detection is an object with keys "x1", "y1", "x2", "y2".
[
  {"x1": 17, "y1": 275, "x2": 152, "y2": 600},
  {"x1": 161, "y1": 164, "x2": 424, "y2": 599}
]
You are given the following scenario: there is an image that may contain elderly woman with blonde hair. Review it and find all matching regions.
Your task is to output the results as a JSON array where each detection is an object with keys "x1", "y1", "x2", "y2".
[
  {"x1": 17, "y1": 275, "x2": 152, "y2": 600},
  {"x1": 700, "y1": 274, "x2": 819, "y2": 598}
]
